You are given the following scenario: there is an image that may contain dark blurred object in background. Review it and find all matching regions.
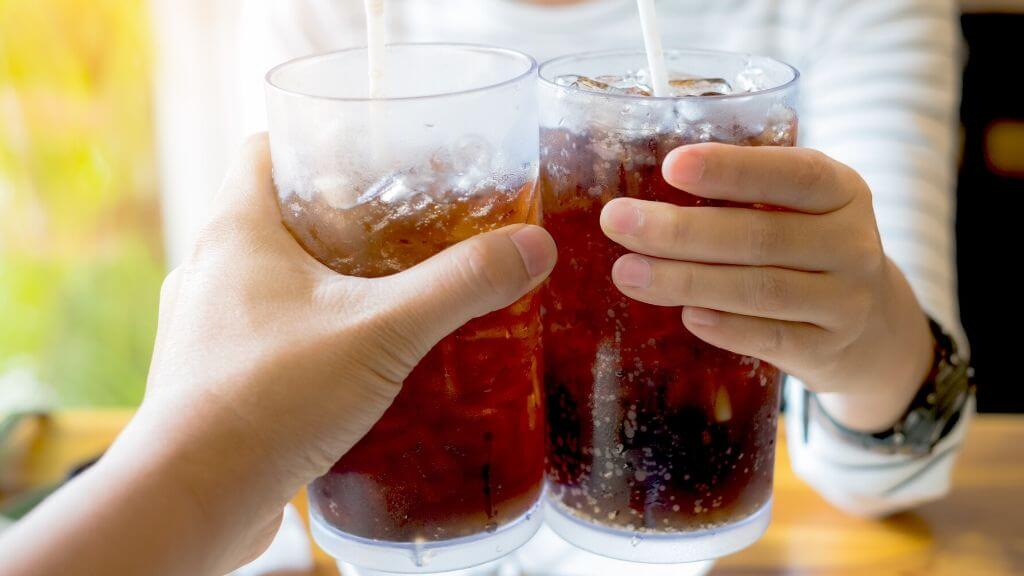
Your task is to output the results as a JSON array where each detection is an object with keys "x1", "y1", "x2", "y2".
[{"x1": 959, "y1": 8, "x2": 1024, "y2": 413}]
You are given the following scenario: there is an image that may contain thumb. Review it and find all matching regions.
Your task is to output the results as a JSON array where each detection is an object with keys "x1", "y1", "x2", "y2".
[{"x1": 379, "y1": 224, "x2": 557, "y2": 357}]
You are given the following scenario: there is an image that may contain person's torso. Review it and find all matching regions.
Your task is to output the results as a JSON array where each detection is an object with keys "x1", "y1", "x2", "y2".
[{"x1": 271, "y1": 0, "x2": 813, "y2": 66}]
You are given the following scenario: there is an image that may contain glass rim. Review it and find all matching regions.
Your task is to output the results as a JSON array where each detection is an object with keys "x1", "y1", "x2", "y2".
[
  {"x1": 538, "y1": 48, "x2": 800, "y2": 102},
  {"x1": 265, "y1": 42, "x2": 539, "y2": 103}
]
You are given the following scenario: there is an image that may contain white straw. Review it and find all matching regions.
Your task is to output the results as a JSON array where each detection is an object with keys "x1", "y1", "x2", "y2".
[
  {"x1": 364, "y1": 0, "x2": 386, "y2": 167},
  {"x1": 636, "y1": 0, "x2": 670, "y2": 97},
  {"x1": 364, "y1": 0, "x2": 386, "y2": 99}
]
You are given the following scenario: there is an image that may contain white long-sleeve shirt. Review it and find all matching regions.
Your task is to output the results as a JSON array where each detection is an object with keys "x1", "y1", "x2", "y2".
[
  {"x1": 250, "y1": 0, "x2": 967, "y2": 346},
  {"x1": 156, "y1": 1, "x2": 973, "y2": 569}
]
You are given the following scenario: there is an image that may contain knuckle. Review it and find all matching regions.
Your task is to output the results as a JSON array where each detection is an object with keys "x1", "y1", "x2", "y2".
[
  {"x1": 241, "y1": 132, "x2": 269, "y2": 157},
  {"x1": 454, "y1": 239, "x2": 524, "y2": 304},
  {"x1": 674, "y1": 263, "x2": 697, "y2": 301},
  {"x1": 756, "y1": 321, "x2": 787, "y2": 357},
  {"x1": 190, "y1": 216, "x2": 238, "y2": 262},
  {"x1": 745, "y1": 213, "x2": 781, "y2": 265},
  {"x1": 748, "y1": 268, "x2": 788, "y2": 314},
  {"x1": 853, "y1": 239, "x2": 885, "y2": 276},
  {"x1": 837, "y1": 223, "x2": 884, "y2": 277},
  {"x1": 796, "y1": 149, "x2": 834, "y2": 191},
  {"x1": 844, "y1": 163, "x2": 872, "y2": 200},
  {"x1": 667, "y1": 208, "x2": 690, "y2": 249},
  {"x1": 190, "y1": 214, "x2": 262, "y2": 266},
  {"x1": 840, "y1": 290, "x2": 874, "y2": 333}
]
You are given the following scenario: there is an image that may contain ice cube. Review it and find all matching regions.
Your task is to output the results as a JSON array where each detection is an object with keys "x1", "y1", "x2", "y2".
[
  {"x1": 436, "y1": 135, "x2": 497, "y2": 195},
  {"x1": 734, "y1": 66, "x2": 770, "y2": 93},
  {"x1": 360, "y1": 172, "x2": 415, "y2": 204},
  {"x1": 574, "y1": 75, "x2": 615, "y2": 93},
  {"x1": 621, "y1": 85, "x2": 653, "y2": 97},
  {"x1": 558, "y1": 73, "x2": 736, "y2": 98},
  {"x1": 668, "y1": 78, "x2": 733, "y2": 97},
  {"x1": 595, "y1": 74, "x2": 652, "y2": 96},
  {"x1": 554, "y1": 74, "x2": 581, "y2": 87},
  {"x1": 315, "y1": 174, "x2": 360, "y2": 209},
  {"x1": 553, "y1": 74, "x2": 652, "y2": 96}
]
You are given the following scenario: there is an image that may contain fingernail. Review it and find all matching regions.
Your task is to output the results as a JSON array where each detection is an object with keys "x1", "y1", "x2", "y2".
[
  {"x1": 510, "y1": 226, "x2": 556, "y2": 278},
  {"x1": 602, "y1": 199, "x2": 643, "y2": 235},
  {"x1": 664, "y1": 149, "x2": 705, "y2": 186},
  {"x1": 613, "y1": 255, "x2": 652, "y2": 288},
  {"x1": 683, "y1": 307, "x2": 719, "y2": 327}
]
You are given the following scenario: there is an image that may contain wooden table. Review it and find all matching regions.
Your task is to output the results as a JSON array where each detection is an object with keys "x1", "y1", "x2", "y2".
[{"x1": 3, "y1": 411, "x2": 1022, "y2": 575}]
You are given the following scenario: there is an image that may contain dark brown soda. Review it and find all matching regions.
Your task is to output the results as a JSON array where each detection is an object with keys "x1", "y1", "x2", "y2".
[
  {"x1": 541, "y1": 116, "x2": 797, "y2": 532},
  {"x1": 280, "y1": 182, "x2": 545, "y2": 542}
]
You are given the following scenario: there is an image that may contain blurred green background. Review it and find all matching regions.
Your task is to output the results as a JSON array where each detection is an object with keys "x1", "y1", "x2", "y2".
[{"x1": 1, "y1": 0, "x2": 163, "y2": 411}]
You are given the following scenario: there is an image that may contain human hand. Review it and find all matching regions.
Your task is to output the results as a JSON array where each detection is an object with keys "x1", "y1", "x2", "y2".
[
  {"x1": 115, "y1": 134, "x2": 557, "y2": 573},
  {"x1": 600, "y1": 144, "x2": 934, "y2": 432}
]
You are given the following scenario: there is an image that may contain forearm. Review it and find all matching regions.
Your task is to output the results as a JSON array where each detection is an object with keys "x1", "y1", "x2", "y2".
[
  {"x1": 0, "y1": 434, "x2": 215, "y2": 575},
  {"x1": 0, "y1": 402, "x2": 286, "y2": 576}
]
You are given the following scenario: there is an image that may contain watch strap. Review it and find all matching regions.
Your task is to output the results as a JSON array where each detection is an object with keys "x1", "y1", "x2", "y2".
[{"x1": 810, "y1": 318, "x2": 974, "y2": 456}]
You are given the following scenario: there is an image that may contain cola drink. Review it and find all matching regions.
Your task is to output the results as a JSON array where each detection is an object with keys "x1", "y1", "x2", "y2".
[
  {"x1": 539, "y1": 49, "x2": 800, "y2": 563},
  {"x1": 266, "y1": 44, "x2": 542, "y2": 573},
  {"x1": 282, "y1": 178, "x2": 544, "y2": 543}
]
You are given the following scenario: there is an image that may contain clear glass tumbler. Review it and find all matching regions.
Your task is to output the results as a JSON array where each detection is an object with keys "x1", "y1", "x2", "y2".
[
  {"x1": 539, "y1": 49, "x2": 799, "y2": 563},
  {"x1": 265, "y1": 44, "x2": 543, "y2": 574}
]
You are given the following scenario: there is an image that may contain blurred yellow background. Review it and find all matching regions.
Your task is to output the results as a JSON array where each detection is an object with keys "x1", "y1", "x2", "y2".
[
  {"x1": 1, "y1": 0, "x2": 163, "y2": 409},
  {"x1": 1, "y1": 1, "x2": 1023, "y2": 415}
]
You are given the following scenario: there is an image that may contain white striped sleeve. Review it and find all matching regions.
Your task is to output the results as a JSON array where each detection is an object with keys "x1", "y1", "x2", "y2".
[
  {"x1": 801, "y1": 0, "x2": 965, "y2": 348},
  {"x1": 785, "y1": 381, "x2": 974, "y2": 518},
  {"x1": 788, "y1": 0, "x2": 972, "y2": 516}
]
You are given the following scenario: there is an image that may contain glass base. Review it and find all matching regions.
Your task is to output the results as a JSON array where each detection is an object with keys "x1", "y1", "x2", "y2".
[
  {"x1": 336, "y1": 557, "x2": 521, "y2": 576},
  {"x1": 543, "y1": 497, "x2": 772, "y2": 564},
  {"x1": 512, "y1": 523, "x2": 715, "y2": 576},
  {"x1": 309, "y1": 492, "x2": 544, "y2": 574}
]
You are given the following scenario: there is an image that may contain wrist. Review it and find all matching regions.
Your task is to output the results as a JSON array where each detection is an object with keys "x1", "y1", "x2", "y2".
[
  {"x1": 0, "y1": 411, "x2": 253, "y2": 576},
  {"x1": 817, "y1": 261, "x2": 936, "y2": 432},
  {"x1": 811, "y1": 317, "x2": 973, "y2": 455},
  {"x1": 105, "y1": 397, "x2": 294, "y2": 570},
  {"x1": 93, "y1": 440, "x2": 224, "y2": 573}
]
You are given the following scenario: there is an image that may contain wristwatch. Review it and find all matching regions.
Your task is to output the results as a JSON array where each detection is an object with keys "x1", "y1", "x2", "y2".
[{"x1": 810, "y1": 318, "x2": 975, "y2": 456}]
